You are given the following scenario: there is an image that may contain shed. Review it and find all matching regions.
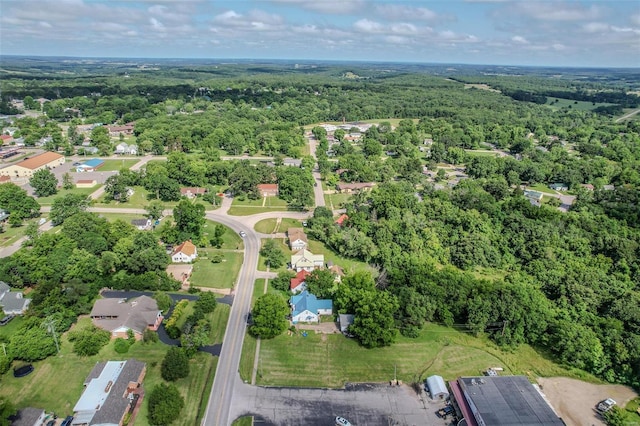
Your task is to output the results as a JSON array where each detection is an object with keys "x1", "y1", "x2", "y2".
[{"x1": 426, "y1": 375, "x2": 449, "y2": 400}]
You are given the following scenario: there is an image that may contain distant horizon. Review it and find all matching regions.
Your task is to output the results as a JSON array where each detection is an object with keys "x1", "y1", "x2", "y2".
[
  {"x1": 2, "y1": 54, "x2": 638, "y2": 71},
  {"x1": 1, "y1": 1, "x2": 638, "y2": 68}
]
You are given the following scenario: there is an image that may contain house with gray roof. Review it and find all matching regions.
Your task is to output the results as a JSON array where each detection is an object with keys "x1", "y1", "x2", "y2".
[
  {"x1": 72, "y1": 359, "x2": 146, "y2": 426},
  {"x1": 90, "y1": 296, "x2": 162, "y2": 340},
  {"x1": 0, "y1": 281, "x2": 31, "y2": 315},
  {"x1": 9, "y1": 407, "x2": 45, "y2": 426}
]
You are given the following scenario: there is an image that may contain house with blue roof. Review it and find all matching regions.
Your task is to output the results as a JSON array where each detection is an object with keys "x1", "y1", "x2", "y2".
[{"x1": 289, "y1": 290, "x2": 332, "y2": 323}]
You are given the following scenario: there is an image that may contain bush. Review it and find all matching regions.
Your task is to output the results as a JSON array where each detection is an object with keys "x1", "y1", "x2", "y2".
[
  {"x1": 114, "y1": 338, "x2": 130, "y2": 353},
  {"x1": 210, "y1": 253, "x2": 224, "y2": 263},
  {"x1": 69, "y1": 326, "x2": 111, "y2": 356},
  {"x1": 143, "y1": 328, "x2": 159, "y2": 344},
  {"x1": 195, "y1": 292, "x2": 217, "y2": 314},
  {"x1": 161, "y1": 347, "x2": 190, "y2": 381},
  {"x1": 0, "y1": 354, "x2": 12, "y2": 375},
  {"x1": 148, "y1": 383, "x2": 184, "y2": 426}
]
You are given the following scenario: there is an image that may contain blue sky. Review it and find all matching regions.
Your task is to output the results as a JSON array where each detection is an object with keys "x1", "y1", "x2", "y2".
[{"x1": 1, "y1": 0, "x2": 639, "y2": 67}]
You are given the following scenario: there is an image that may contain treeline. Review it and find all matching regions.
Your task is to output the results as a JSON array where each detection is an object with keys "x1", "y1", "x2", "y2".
[{"x1": 306, "y1": 181, "x2": 640, "y2": 387}]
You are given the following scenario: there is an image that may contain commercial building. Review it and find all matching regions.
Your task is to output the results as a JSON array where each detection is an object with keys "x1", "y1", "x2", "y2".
[
  {"x1": 449, "y1": 376, "x2": 564, "y2": 426},
  {"x1": 0, "y1": 151, "x2": 65, "y2": 178}
]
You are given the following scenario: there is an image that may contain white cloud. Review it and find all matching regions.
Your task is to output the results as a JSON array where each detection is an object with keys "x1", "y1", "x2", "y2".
[
  {"x1": 353, "y1": 19, "x2": 384, "y2": 34},
  {"x1": 509, "y1": 2, "x2": 604, "y2": 22},
  {"x1": 150, "y1": 18, "x2": 165, "y2": 31},
  {"x1": 374, "y1": 4, "x2": 439, "y2": 22},
  {"x1": 389, "y1": 23, "x2": 418, "y2": 35},
  {"x1": 631, "y1": 13, "x2": 640, "y2": 26},
  {"x1": 512, "y1": 35, "x2": 529, "y2": 44},
  {"x1": 583, "y1": 22, "x2": 609, "y2": 33},
  {"x1": 269, "y1": 0, "x2": 365, "y2": 14}
]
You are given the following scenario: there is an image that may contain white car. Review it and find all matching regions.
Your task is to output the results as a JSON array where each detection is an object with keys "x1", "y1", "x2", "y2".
[
  {"x1": 335, "y1": 416, "x2": 352, "y2": 426},
  {"x1": 239, "y1": 231, "x2": 246, "y2": 237}
]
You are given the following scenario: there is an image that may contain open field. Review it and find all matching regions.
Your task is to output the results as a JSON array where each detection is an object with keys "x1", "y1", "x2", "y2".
[
  {"x1": 253, "y1": 218, "x2": 305, "y2": 234},
  {"x1": 35, "y1": 187, "x2": 96, "y2": 206},
  {"x1": 528, "y1": 183, "x2": 559, "y2": 194},
  {"x1": 545, "y1": 97, "x2": 615, "y2": 112},
  {"x1": 307, "y1": 240, "x2": 371, "y2": 274},
  {"x1": 238, "y1": 280, "x2": 266, "y2": 382},
  {"x1": 257, "y1": 237, "x2": 290, "y2": 272},
  {"x1": 539, "y1": 377, "x2": 639, "y2": 426},
  {"x1": 0, "y1": 317, "x2": 217, "y2": 426},
  {"x1": 203, "y1": 220, "x2": 244, "y2": 250},
  {"x1": 208, "y1": 304, "x2": 231, "y2": 345},
  {"x1": 324, "y1": 192, "x2": 352, "y2": 209},
  {"x1": 190, "y1": 249, "x2": 243, "y2": 289},
  {"x1": 255, "y1": 322, "x2": 599, "y2": 389},
  {"x1": 98, "y1": 159, "x2": 138, "y2": 171},
  {"x1": 227, "y1": 196, "x2": 290, "y2": 216}
]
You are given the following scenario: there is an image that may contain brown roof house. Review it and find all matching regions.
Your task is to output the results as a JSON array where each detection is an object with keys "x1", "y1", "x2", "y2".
[
  {"x1": 180, "y1": 187, "x2": 207, "y2": 199},
  {"x1": 257, "y1": 183, "x2": 279, "y2": 197},
  {"x1": 287, "y1": 227, "x2": 308, "y2": 251},
  {"x1": 172, "y1": 240, "x2": 198, "y2": 263},
  {"x1": 90, "y1": 296, "x2": 162, "y2": 340},
  {"x1": 335, "y1": 182, "x2": 375, "y2": 193},
  {"x1": 72, "y1": 359, "x2": 146, "y2": 426}
]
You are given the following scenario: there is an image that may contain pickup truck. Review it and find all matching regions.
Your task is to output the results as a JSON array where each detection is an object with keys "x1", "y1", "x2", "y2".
[{"x1": 596, "y1": 398, "x2": 616, "y2": 413}]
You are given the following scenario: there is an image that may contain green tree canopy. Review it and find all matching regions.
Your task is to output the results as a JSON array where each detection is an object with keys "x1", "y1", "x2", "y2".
[
  {"x1": 161, "y1": 347, "x2": 190, "y2": 381},
  {"x1": 148, "y1": 383, "x2": 185, "y2": 426},
  {"x1": 250, "y1": 293, "x2": 289, "y2": 339}
]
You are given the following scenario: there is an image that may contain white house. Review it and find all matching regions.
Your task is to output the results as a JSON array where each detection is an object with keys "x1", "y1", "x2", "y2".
[
  {"x1": 289, "y1": 290, "x2": 333, "y2": 324},
  {"x1": 171, "y1": 240, "x2": 198, "y2": 263},
  {"x1": 287, "y1": 227, "x2": 308, "y2": 251},
  {"x1": 291, "y1": 249, "x2": 324, "y2": 272},
  {"x1": 115, "y1": 143, "x2": 137, "y2": 155}
]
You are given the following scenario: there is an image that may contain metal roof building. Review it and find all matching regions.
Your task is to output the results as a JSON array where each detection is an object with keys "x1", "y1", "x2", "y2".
[
  {"x1": 450, "y1": 376, "x2": 564, "y2": 426},
  {"x1": 426, "y1": 375, "x2": 449, "y2": 400}
]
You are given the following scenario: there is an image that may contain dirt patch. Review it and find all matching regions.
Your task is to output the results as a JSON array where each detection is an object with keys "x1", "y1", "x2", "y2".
[
  {"x1": 295, "y1": 321, "x2": 340, "y2": 334},
  {"x1": 538, "y1": 377, "x2": 638, "y2": 426}
]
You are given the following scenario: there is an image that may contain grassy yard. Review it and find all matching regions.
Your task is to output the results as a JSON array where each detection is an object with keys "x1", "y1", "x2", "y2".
[
  {"x1": 238, "y1": 280, "x2": 266, "y2": 381},
  {"x1": 190, "y1": 249, "x2": 244, "y2": 289},
  {"x1": 203, "y1": 220, "x2": 243, "y2": 250},
  {"x1": 36, "y1": 187, "x2": 96, "y2": 206},
  {"x1": 0, "y1": 218, "x2": 42, "y2": 247},
  {"x1": 253, "y1": 218, "x2": 305, "y2": 234},
  {"x1": 208, "y1": 304, "x2": 231, "y2": 345},
  {"x1": 324, "y1": 192, "x2": 352, "y2": 209},
  {"x1": 306, "y1": 240, "x2": 370, "y2": 274},
  {"x1": 255, "y1": 323, "x2": 596, "y2": 388},
  {"x1": 528, "y1": 183, "x2": 559, "y2": 194},
  {"x1": 0, "y1": 317, "x2": 217, "y2": 426},
  {"x1": 227, "y1": 196, "x2": 291, "y2": 216},
  {"x1": 98, "y1": 159, "x2": 139, "y2": 172},
  {"x1": 92, "y1": 186, "x2": 154, "y2": 209},
  {"x1": 257, "y1": 237, "x2": 290, "y2": 272}
]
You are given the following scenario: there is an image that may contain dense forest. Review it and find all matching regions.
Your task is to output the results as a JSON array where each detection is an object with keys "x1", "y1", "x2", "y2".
[{"x1": 0, "y1": 58, "x2": 639, "y2": 388}]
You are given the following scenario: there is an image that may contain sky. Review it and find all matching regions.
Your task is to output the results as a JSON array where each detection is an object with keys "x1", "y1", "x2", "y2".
[{"x1": 0, "y1": 0, "x2": 639, "y2": 67}]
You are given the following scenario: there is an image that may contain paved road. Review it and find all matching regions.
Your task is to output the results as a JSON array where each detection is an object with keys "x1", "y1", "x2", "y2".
[
  {"x1": 307, "y1": 134, "x2": 326, "y2": 208},
  {"x1": 615, "y1": 107, "x2": 640, "y2": 123}
]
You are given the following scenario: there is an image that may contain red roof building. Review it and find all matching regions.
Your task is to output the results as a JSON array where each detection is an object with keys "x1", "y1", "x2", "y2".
[
  {"x1": 335, "y1": 213, "x2": 349, "y2": 226},
  {"x1": 290, "y1": 270, "x2": 310, "y2": 293},
  {"x1": 257, "y1": 183, "x2": 279, "y2": 197}
]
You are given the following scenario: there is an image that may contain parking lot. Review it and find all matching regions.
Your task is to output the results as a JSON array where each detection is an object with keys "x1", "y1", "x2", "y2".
[{"x1": 231, "y1": 380, "x2": 452, "y2": 426}]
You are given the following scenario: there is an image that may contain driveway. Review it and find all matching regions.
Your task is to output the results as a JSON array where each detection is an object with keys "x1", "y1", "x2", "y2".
[{"x1": 231, "y1": 378, "x2": 450, "y2": 426}]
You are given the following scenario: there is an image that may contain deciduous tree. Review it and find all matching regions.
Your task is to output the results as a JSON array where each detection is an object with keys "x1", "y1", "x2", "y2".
[{"x1": 249, "y1": 293, "x2": 288, "y2": 339}]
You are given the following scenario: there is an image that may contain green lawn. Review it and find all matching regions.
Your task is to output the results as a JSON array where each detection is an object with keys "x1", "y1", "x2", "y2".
[
  {"x1": 257, "y1": 238, "x2": 290, "y2": 272},
  {"x1": 98, "y1": 159, "x2": 139, "y2": 172},
  {"x1": 306, "y1": 240, "x2": 370, "y2": 274},
  {"x1": 227, "y1": 196, "x2": 290, "y2": 216},
  {"x1": 203, "y1": 220, "x2": 243, "y2": 250},
  {"x1": 253, "y1": 218, "x2": 305, "y2": 234},
  {"x1": 255, "y1": 323, "x2": 596, "y2": 388},
  {"x1": 324, "y1": 192, "x2": 352, "y2": 209},
  {"x1": 528, "y1": 184, "x2": 559, "y2": 194},
  {"x1": 0, "y1": 218, "x2": 42, "y2": 247},
  {"x1": 93, "y1": 186, "x2": 154, "y2": 209},
  {"x1": 0, "y1": 318, "x2": 217, "y2": 426},
  {"x1": 36, "y1": 187, "x2": 96, "y2": 206},
  {"x1": 0, "y1": 315, "x2": 25, "y2": 340},
  {"x1": 190, "y1": 249, "x2": 244, "y2": 289},
  {"x1": 238, "y1": 280, "x2": 266, "y2": 381},
  {"x1": 208, "y1": 304, "x2": 230, "y2": 345},
  {"x1": 545, "y1": 97, "x2": 615, "y2": 112}
]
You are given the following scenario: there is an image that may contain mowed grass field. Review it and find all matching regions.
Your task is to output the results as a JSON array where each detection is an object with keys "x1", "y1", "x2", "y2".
[
  {"x1": 545, "y1": 97, "x2": 615, "y2": 111},
  {"x1": 324, "y1": 192, "x2": 352, "y2": 209},
  {"x1": 190, "y1": 248, "x2": 244, "y2": 289},
  {"x1": 35, "y1": 187, "x2": 96, "y2": 206},
  {"x1": 227, "y1": 196, "x2": 290, "y2": 216},
  {"x1": 253, "y1": 218, "x2": 305, "y2": 234},
  {"x1": 0, "y1": 317, "x2": 217, "y2": 426},
  {"x1": 254, "y1": 323, "x2": 594, "y2": 388},
  {"x1": 98, "y1": 159, "x2": 139, "y2": 172}
]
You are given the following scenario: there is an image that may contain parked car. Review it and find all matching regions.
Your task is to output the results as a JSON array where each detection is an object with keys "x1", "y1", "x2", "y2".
[
  {"x1": 61, "y1": 416, "x2": 74, "y2": 426},
  {"x1": 239, "y1": 231, "x2": 246, "y2": 237},
  {"x1": 0, "y1": 314, "x2": 14, "y2": 326},
  {"x1": 13, "y1": 364, "x2": 34, "y2": 378},
  {"x1": 597, "y1": 398, "x2": 616, "y2": 413},
  {"x1": 335, "y1": 416, "x2": 352, "y2": 426}
]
